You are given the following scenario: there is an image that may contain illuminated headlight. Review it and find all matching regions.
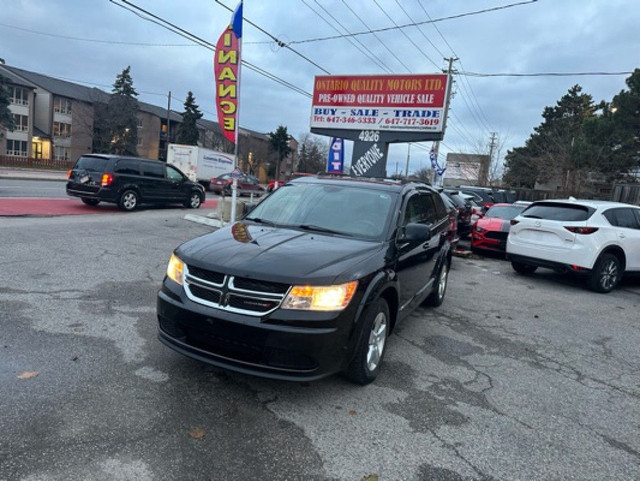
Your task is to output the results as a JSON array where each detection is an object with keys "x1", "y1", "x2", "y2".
[
  {"x1": 166, "y1": 254, "x2": 184, "y2": 285},
  {"x1": 282, "y1": 281, "x2": 358, "y2": 311}
]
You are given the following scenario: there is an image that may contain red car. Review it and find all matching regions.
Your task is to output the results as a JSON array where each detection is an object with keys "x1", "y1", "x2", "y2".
[
  {"x1": 267, "y1": 172, "x2": 314, "y2": 192},
  {"x1": 210, "y1": 173, "x2": 266, "y2": 196},
  {"x1": 471, "y1": 203, "x2": 527, "y2": 254}
]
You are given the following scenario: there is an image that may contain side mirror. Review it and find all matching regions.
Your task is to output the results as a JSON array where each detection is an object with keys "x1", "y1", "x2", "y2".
[{"x1": 398, "y1": 223, "x2": 431, "y2": 243}]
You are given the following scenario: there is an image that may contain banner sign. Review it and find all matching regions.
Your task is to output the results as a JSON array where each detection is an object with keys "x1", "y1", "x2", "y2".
[
  {"x1": 430, "y1": 145, "x2": 446, "y2": 176},
  {"x1": 327, "y1": 138, "x2": 344, "y2": 173},
  {"x1": 310, "y1": 74, "x2": 448, "y2": 133},
  {"x1": 214, "y1": 2, "x2": 243, "y2": 144}
]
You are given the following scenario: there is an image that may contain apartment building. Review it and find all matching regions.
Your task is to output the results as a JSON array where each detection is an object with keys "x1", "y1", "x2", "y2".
[
  {"x1": 0, "y1": 64, "x2": 221, "y2": 163},
  {"x1": 0, "y1": 67, "x2": 37, "y2": 159},
  {"x1": 0, "y1": 64, "x2": 287, "y2": 183}
]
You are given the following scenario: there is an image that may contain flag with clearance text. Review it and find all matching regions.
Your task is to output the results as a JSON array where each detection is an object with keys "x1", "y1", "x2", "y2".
[{"x1": 214, "y1": 1, "x2": 243, "y2": 144}]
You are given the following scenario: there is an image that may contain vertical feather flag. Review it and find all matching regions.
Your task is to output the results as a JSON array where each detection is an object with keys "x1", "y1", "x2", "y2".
[{"x1": 214, "y1": 1, "x2": 243, "y2": 144}]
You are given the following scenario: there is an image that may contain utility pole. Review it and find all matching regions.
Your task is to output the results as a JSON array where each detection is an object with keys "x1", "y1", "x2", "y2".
[
  {"x1": 432, "y1": 57, "x2": 457, "y2": 187},
  {"x1": 165, "y1": 91, "x2": 171, "y2": 161},
  {"x1": 487, "y1": 131, "x2": 497, "y2": 185},
  {"x1": 405, "y1": 143, "x2": 411, "y2": 178}
]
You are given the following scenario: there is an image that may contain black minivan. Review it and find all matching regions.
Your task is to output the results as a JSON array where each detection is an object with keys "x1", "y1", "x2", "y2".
[{"x1": 66, "y1": 154, "x2": 205, "y2": 211}]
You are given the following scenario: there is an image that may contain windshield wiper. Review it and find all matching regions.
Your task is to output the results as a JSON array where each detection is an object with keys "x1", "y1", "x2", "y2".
[
  {"x1": 297, "y1": 224, "x2": 352, "y2": 236},
  {"x1": 245, "y1": 217, "x2": 277, "y2": 226},
  {"x1": 522, "y1": 214, "x2": 542, "y2": 219}
]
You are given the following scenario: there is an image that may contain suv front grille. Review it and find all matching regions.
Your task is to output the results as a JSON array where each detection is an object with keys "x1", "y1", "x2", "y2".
[{"x1": 184, "y1": 264, "x2": 289, "y2": 316}]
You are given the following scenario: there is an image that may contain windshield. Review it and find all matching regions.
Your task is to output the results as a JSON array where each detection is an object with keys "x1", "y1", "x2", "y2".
[
  {"x1": 246, "y1": 183, "x2": 397, "y2": 240},
  {"x1": 485, "y1": 205, "x2": 526, "y2": 220}
]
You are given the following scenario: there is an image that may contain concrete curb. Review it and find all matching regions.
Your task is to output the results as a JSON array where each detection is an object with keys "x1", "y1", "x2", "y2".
[
  {"x1": 183, "y1": 214, "x2": 224, "y2": 228},
  {"x1": 0, "y1": 169, "x2": 67, "y2": 182}
]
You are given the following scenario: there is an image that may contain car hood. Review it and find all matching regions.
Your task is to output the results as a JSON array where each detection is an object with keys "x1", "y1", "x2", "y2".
[
  {"x1": 476, "y1": 217, "x2": 510, "y2": 232},
  {"x1": 176, "y1": 222, "x2": 386, "y2": 285}
]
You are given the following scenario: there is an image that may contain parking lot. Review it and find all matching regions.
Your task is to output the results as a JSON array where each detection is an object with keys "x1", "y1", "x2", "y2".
[{"x1": 1, "y1": 209, "x2": 639, "y2": 481}]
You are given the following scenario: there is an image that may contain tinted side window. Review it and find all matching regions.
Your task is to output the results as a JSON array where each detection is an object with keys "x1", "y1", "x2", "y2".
[
  {"x1": 166, "y1": 165, "x2": 184, "y2": 181},
  {"x1": 491, "y1": 191, "x2": 506, "y2": 203},
  {"x1": 404, "y1": 193, "x2": 437, "y2": 225},
  {"x1": 604, "y1": 208, "x2": 640, "y2": 229},
  {"x1": 432, "y1": 193, "x2": 447, "y2": 219},
  {"x1": 114, "y1": 159, "x2": 140, "y2": 175},
  {"x1": 522, "y1": 203, "x2": 593, "y2": 221},
  {"x1": 140, "y1": 162, "x2": 165, "y2": 179}
]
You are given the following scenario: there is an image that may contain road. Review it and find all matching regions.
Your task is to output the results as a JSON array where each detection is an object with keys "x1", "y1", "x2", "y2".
[
  {"x1": 0, "y1": 178, "x2": 67, "y2": 198},
  {"x1": 1, "y1": 210, "x2": 639, "y2": 481}
]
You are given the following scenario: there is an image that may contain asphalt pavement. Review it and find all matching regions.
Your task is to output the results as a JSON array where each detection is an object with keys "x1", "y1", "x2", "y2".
[{"x1": 1, "y1": 210, "x2": 638, "y2": 480}]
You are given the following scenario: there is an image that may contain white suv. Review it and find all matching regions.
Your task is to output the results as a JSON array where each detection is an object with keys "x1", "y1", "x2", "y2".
[{"x1": 506, "y1": 199, "x2": 640, "y2": 293}]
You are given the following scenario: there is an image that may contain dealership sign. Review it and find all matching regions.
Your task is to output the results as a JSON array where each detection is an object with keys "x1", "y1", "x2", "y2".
[{"x1": 310, "y1": 74, "x2": 448, "y2": 134}]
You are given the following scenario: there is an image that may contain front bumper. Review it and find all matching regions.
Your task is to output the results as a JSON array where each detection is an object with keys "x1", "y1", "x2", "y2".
[
  {"x1": 471, "y1": 230, "x2": 507, "y2": 252},
  {"x1": 157, "y1": 281, "x2": 360, "y2": 381}
]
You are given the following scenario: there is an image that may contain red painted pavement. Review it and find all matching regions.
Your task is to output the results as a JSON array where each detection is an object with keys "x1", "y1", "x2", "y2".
[{"x1": 0, "y1": 197, "x2": 218, "y2": 216}]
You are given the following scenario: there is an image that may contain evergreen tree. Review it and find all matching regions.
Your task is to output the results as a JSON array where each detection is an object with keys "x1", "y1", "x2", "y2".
[
  {"x1": 177, "y1": 91, "x2": 203, "y2": 145},
  {"x1": 0, "y1": 75, "x2": 16, "y2": 137},
  {"x1": 503, "y1": 85, "x2": 598, "y2": 193},
  {"x1": 268, "y1": 125, "x2": 292, "y2": 182},
  {"x1": 107, "y1": 66, "x2": 139, "y2": 156},
  {"x1": 584, "y1": 69, "x2": 640, "y2": 181}
]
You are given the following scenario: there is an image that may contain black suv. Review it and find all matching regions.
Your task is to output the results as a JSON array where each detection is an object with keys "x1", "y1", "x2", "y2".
[
  {"x1": 157, "y1": 175, "x2": 452, "y2": 384},
  {"x1": 66, "y1": 154, "x2": 205, "y2": 211}
]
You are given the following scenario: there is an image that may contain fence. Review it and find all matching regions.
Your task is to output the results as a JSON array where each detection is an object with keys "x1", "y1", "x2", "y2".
[
  {"x1": 0, "y1": 155, "x2": 74, "y2": 171},
  {"x1": 612, "y1": 183, "x2": 640, "y2": 206}
]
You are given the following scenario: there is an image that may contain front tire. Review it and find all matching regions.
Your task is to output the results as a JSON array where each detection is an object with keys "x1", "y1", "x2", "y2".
[
  {"x1": 344, "y1": 298, "x2": 390, "y2": 385},
  {"x1": 423, "y1": 260, "x2": 449, "y2": 307},
  {"x1": 81, "y1": 198, "x2": 100, "y2": 206},
  {"x1": 512, "y1": 261, "x2": 538, "y2": 275},
  {"x1": 118, "y1": 189, "x2": 138, "y2": 211},
  {"x1": 587, "y1": 253, "x2": 621, "y2": 293},
  {"x1": 185, "y1": 192, "x2": 202, "y2": 209}
]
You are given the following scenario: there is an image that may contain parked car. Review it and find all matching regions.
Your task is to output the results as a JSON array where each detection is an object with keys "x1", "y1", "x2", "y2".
[
  {"x1": 66, "y1": 154, "x2": 205, "y2": 211},
  {"x1": 267, "y1": 172, "x2": 315, "y2": 192},
  {"x1": 157, "y1": 176, "x2": 453, "y2": 384},
  {"x1": 458, "y1": 186, "x2": 495, "y2": 211},
  {"x1": 443, "y1": 190, "x2": 473, "y2": 238},
  {"x1": 471, "y1": 203, "x2": 527, "y2": 254},
  {"x1": 209, "y1": 172, "x2": 266, "y2": 196},
  {"x1": 440, "y1": 191, "x2": 459, "y2": 246},
  {"x1": 506, "y1": 199, "x2": 640, "y2": 293}
]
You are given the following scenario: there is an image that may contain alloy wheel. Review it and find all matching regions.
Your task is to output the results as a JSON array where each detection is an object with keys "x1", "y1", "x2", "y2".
[
  {"x1": 366, "y1": 312, "x2": 388, "y2": 372},
  {"x1": 122, "y1": 192, "x2": 137, "y2": 210},
  {"x1": 599, "y1": 259, "x2": 619, "y2": 291}
]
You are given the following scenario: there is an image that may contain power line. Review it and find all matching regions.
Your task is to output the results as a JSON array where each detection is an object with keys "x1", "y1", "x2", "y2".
[
  {"x1": 301, "y1": 0, "x2": 392, "y2": 73},
  {"x1": 110, "y1": 0, "x2": 312, "y2": 98},
  {"x1": 460, "y1": 71, "x2": 634, "y2": 77},
  {"x1": 0, "y1": 21, "x2": 197, "y2": 47},
  {"x1": 371, "y1": 0, "x2": 440, "y2": 71},
  {"x1": 395, "y1": 0, "x2": 446, "y2": 59},
  {"x1": 213, "y1": 0, "x2": 330, "y2": 75},
  {"x1": 340, "y1": 0, "x2": 410, "y2": 72},
  {"x1": 284, "y1": 1, "x2": 538, "y2": 45},
  {"x1": 415, "y1": 2, "x2": 495, "y2": 133}
]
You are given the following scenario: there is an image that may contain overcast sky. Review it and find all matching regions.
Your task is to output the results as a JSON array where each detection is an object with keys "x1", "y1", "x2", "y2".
[{"x1": 2, "y1": 0, "x2": 638, "y2": 175}]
